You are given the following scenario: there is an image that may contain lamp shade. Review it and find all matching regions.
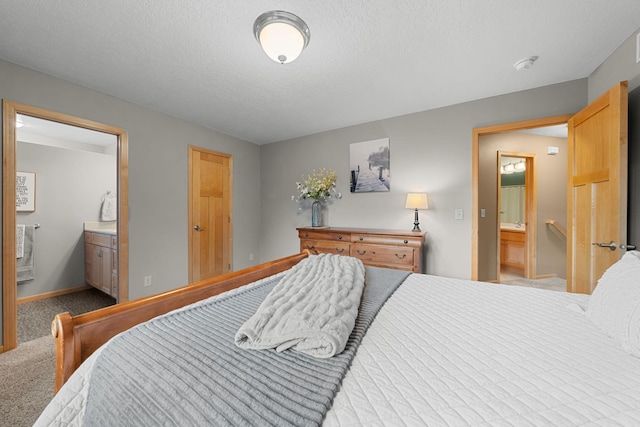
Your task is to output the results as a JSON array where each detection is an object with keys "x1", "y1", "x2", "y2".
[
  {"x1": 405, "y1": 193, "x2": 429, "y2": 210},
  {"x1": 254, "y1": 11, "x2": 310, "y2": 64}
]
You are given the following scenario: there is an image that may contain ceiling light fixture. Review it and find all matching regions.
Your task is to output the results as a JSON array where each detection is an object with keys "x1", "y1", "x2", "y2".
[
  {"x1": 254, "y1": 10, "x2": 310, "y2": 64},
  {"x1": 514, "y1": 55, "x2": 539, "y2": 71}
]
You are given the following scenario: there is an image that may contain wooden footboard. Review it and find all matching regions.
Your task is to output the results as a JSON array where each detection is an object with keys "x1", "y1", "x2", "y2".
[{"x1": 51, "y1": 252, "x2": 309, "y2": 393}]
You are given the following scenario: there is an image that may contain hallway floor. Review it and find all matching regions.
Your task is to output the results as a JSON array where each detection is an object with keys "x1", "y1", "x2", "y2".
[{"x1": 500, "y1": 271, "x2": 567, "y2": 292}]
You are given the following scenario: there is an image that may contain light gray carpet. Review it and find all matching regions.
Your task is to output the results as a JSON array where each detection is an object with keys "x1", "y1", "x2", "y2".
[
  {"x1": 0, "y1": 289, "x2": 115, "y2": 426},
  {"x1": 18, "y1": 288, "x2": 115, "y2": 343},
  {"x1": 0, "y1": 336, "x2": 55, "y2": 427},
  {"x1": 501, "y1": 276, "x2": 567, "y2": 292}
]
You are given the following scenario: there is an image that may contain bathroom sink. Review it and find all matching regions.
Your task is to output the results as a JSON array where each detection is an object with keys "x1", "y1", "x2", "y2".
[{"x1": 501, "y1": 222, "x2": 525, "y2": 231}]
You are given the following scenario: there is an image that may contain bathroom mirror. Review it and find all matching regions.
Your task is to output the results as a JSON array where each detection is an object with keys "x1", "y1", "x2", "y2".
[{"x1": 500, "y1": 156, "x2": 526, "y2": 227}]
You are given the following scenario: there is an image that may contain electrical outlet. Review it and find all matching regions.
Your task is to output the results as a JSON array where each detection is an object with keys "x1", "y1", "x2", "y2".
[
  {"x1": 249, "y1": 253, "x2": 254, "y2": 261},
  {"x1": 455, "y1": 208, "x2": 464, "y2": 220},
  {"x1": 144, "y1": 276, "x2": 152, "y2": 287},
  {"x1": 480, "y1": 208, "x2": 486, "y2": 218}
]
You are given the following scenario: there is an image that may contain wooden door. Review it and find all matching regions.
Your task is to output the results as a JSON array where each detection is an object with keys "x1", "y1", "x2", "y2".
[
  {"x1": 567, "y1": 82, "x2": 628, "y2": 294},
  {"x1": 188, "y1": 146, "x2": 232, "y2": 283}
]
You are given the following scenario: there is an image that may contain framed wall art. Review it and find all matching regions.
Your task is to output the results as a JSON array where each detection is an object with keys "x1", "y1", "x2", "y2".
[
  {"x1": 349, "y1": 138, "x2": 390, "y2": 193},
  {"x1": 16, "y1": 171, "x2": 36, "y2": 212}
]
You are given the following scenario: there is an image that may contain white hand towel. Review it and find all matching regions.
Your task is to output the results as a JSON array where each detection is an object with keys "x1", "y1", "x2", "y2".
[
  {"x1": 100, "y1": 191, "x2": 117, "y2": 221},
  {"x1": 16, "y1": 224, "x2": 25, "y2": 259}
]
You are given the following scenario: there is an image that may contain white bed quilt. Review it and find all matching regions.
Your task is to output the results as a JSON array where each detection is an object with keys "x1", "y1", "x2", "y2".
[{"x1": 324, "y1": 274, "x2": 640, "y2": 426}]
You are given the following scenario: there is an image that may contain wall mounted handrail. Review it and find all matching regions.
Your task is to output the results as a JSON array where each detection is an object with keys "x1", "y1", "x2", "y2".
[{"x1": 545, "y1": 219, "x2": 567, "y2": 239}]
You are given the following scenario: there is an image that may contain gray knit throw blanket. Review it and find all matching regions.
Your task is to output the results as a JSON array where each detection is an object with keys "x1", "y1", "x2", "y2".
[{"x1": 80, "y1": 265, "x2": 410, "y2": 426}]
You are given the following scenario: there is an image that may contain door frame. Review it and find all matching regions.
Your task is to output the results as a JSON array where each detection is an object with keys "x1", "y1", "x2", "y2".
[
  {"x1": 496, "y1": 152, "x2": 536, "y2": 280},
  {"x1": 472, "y1": 114, "x2": 572, "y2": 280},
  {"x1": 2, "y1": 100, "x2": 129, "y2": 352},
  {"x1": 187, "y1": 145, "x2": 233, "y2": 283}
]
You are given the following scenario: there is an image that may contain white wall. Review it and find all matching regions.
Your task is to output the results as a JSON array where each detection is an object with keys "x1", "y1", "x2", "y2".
[
  {"x1": 16, "y1": 141, "x2": 116, "y2": 298},
  {"x1": 260, "y1": 80, "x2": 587, "y2": 279}
]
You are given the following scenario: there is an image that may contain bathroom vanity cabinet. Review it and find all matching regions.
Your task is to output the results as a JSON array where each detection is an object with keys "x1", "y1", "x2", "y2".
[
  {"x1": 500, "y1": 229, "x2": 525, "y2": 274},
  {"x1": 85, "y1": 231, "x2": 118, "y2": 299}
]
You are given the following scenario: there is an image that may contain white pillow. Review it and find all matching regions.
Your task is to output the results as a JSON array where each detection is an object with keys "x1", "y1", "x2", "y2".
[{"x1": 586, "y1": 251, "x2": 640, "y2": 357}]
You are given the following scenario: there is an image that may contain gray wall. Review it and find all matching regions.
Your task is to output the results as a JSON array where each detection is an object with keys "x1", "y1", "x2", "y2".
[
  {"x1": 589, "y1": 28, "x2": 640, "y2": 100},
  {"x1": 16, "y1": 141, "x2": 116, "y2": 299},
  {"x1": 478, "y1": 133, "x2": 567, "y2": 281},
  {"x1": 1, "y1": 59, "x2": 263, "y2": 345},
  {"x1": 260, "y1": 80, "x2": 587, "y2": 278}
]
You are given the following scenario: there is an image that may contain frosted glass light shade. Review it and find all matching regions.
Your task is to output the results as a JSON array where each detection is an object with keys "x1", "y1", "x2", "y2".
[
  {"x1": 254, "y1": 11, "x2": 310, "y2": 64},
  {"x1": 405, "y1": 193, "x2": 429, "y2": 210}
]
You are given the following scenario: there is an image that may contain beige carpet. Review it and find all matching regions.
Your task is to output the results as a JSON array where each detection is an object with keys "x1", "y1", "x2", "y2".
[
  {"x1": 0, "y1": 336, "x2": 55, "y2": 426},
  {"x1": 501, "y1": 276, "x2": 567, "y2": 292}
]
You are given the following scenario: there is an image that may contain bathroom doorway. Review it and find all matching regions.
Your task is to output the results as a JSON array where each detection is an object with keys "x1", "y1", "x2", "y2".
[
  {"x1": 497, "y1": 153, "x2": 536, "y2": 281},
  {"x1": 2, "y1": 100, "x2": 129, "y2": 352}
]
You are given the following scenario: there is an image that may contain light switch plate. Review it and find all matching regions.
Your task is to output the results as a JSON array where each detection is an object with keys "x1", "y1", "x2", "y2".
[{"x1": 455, "y1": 208, "x2": 464, "y2": 220}]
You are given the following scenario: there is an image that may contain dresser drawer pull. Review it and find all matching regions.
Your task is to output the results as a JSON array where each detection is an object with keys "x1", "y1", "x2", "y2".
[
  {"x1": 305, "y1": 245, "x2": 315, "y2": 250},
  {"x1": 395, "y1": 253, "x2": 407, "y2": 259},
  {"x1": 356, "y1": 249, "x2": 366, "y2": 255},
  {"x1": 404, "y1": 240, "x2": 408, "y2": 244},
  {"x1": 338, "y1": 235, "x2": 343, "y2": 240},
  {"x1": 335, "y1": 248, "x2": 345, "y2": 253},
  {"x1": 359, "y1": 236, "x2": 364, "y2": 241},
  {"x1": 305, "y1": 232, "x2": 309, "y2": 237}
]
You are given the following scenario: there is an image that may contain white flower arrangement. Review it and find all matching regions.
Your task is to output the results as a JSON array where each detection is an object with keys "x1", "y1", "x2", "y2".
[{"x1": 292, "y1": 168, "x2": 342, "y2": 202}]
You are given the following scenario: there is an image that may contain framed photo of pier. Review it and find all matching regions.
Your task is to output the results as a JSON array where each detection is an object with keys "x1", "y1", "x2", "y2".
[
  {"x1": 16, "y1": 171, "x2": 36, "y2": 212},
  {"x1": 349, "y1": 138, "x2": 390, "y2": 193}
]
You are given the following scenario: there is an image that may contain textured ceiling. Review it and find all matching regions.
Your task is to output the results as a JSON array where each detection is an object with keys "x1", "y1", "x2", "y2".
[{"x1": 1, "y1": 1, "x2": 639, "y2": 145}]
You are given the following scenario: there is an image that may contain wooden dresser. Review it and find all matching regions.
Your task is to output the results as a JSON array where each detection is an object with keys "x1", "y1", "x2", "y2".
[{"x1": 297, "y1": 227, "x2": 426, "y2": 273}]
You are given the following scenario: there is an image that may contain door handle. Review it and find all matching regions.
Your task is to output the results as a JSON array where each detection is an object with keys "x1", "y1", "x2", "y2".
[
  {"x1": 194, "y1": 225, "x2": 205, "y2": 231},
  {"x1": 592, "y1": 241, "x2": 637, "y2": 251},
  {"x1": 592, "y1": 241, "x2": 617, "y2": 251}
]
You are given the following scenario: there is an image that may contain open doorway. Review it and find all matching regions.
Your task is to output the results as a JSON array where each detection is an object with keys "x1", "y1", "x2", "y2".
[
  {"x1": 472, "y1": 115, "x2": 570, "y2": 286},
  {"x1": 498, "y1": 154, "x2": 535, "y2": 282},
  {"x1": 2, "y1": 100, "x2": 129, "y2": 353}
]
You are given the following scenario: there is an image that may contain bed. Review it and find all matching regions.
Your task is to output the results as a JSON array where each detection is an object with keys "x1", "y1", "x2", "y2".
[{"x1": 37, "y1": 251, "x2": 640, "y2": 426}]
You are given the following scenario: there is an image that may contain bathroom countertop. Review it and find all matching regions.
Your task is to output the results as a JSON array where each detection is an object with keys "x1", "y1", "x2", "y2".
[
  {"x1": 84, "y1": 221, "x2": 117, "y2": 235},
  {"x1": 500, "y1": 223, "x2": 525, "y2": 232}
]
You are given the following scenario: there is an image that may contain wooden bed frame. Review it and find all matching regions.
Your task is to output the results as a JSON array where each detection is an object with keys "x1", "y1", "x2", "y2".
[{"x1": 51, "y1": 252, "x2": 309, "y2": 393}]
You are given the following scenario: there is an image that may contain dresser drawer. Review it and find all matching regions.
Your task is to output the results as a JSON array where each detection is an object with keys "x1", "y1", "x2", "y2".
[
  {"x1": 350, "y1": 244, "x2": 414, "y2": 268},
  {"x1": 298, "y1": 229, "x2": 349, "y2": 242},
  {"x1": 300, "y1": 239, "x2": 349, "y2": 255},
  {"x1": 350, "y1": 233, "x2": 420, "y2": 248}
]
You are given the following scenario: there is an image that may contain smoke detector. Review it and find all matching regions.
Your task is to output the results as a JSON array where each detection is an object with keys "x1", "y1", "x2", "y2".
[{"x1": 514, "y1": 56, "x2": 539, "y2": 71}]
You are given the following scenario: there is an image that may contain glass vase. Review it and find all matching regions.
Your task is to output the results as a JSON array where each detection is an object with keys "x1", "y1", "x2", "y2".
[{"x1": 311, "y1": 200, "x2": 321, "y2": 227}]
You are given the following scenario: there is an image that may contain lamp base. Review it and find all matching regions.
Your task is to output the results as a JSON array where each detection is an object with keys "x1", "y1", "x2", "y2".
[{"x1": 412, "y1": 208, "x2": 421, "y2": 232}]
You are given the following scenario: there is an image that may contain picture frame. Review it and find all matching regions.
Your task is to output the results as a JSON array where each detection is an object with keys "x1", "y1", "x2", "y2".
[
  {"x1": 349, "y1": 138, "x2": 390, "y2": 193},
  {"x1": 16, "y1": 171, "x2": 36, "y2": 212}
]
